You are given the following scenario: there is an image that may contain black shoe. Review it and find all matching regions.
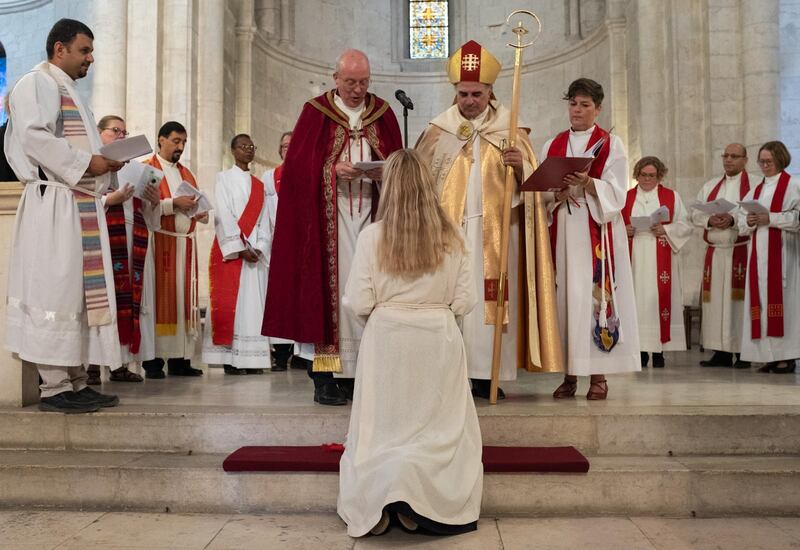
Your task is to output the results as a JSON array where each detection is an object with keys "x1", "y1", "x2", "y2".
[
  {"x1": 652, "y1": 353, "x2": 665, "y2": 368},
  {"x1": 289, "y1": 356, "x2": 306, "y2": 370},
  {"x1": 270, "y1": 364, "x2": 287, "y2": 372},
  {"x1": 758, "y1": 363, "x2": 774, "y2": 373},
  {"x1": 314, "y1": 383, "x2": 347, "y2": 406},
  {"x1": 76, "y1": 387, "x2": 120, "y2": 407},
  {"x1": 168, "y1": 359, "x2": 203, "y2": 376},
  {"x1": 247, "y1": 369, "x2": 266, "y2": 375},
  {"x1": 224, "y1": 365, "x2": 247, "y2": 375},
  {"x1": 772, "y1": 361, "x2": 796, "y2": 374},
  {"x1": 337, "y1": 379, "x2": 355, "y2": 401},
  {"x1": 700, "y1": 351, "x2": 733, "y2": 367},
  {"x1": 641, "y1": 352, "x2": 650, "y2": 367},
  {"x1": 470, "y1": 379, "x2": 505, "y2": 400},
  {"x1": 273, "y1": 344, "x2": 293, "y2": 370},
  {"x1": 143, "y1": 358, "x2": 165, "y2": 379},
  {"x1": 38, "y1": 392, "x2": 100, "y2": 414},
  {"x1": 732, "y1": 360, "x2": 751, "y2": 369}
]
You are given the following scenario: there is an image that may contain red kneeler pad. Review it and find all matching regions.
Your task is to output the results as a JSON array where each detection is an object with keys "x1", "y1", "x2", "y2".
[{"x1": 223, "y1": 445, "x2": 589, "y2": 474}]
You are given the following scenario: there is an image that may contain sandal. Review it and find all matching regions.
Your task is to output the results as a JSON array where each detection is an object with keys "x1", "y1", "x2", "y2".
[
  {"x1": 553, "y1": 377, "x2": 578, "y2": 399},
  {"x1": 587, "y1": 378, "x2": 608, "y2": 400},
  {"x1": 110, "y1": 367, "x2": 144, "y2": 382}
]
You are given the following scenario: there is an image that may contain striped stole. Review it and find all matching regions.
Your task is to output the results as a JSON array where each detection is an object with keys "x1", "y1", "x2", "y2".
[{"x1": 58, "y1": 83, "x2": 112, "y2": 327}]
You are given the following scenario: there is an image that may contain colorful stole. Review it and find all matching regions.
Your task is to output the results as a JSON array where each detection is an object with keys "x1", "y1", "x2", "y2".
[
  {"x1": 701, "y1": 173, "x2": 750, "y2": 302},
  {"x1": 144, "y1": 155, "x2": 199, "y2": 337},
  {"x1": 106, "y1": 199, "x2": 149, "y2": 353},
  {"x1": 547, "y1": 126, "x2": 618, "y2": 352},
  {"x1": 622, "y1": 184, "x2": 676, "y2": 343},
  {"x1": 273, "y1": 164, "x2": 283, "y2": 194},
  {"x1": 748, "y1": 172, "x2": 790, "y2": 339},
  {"x1": 209, "y1": 175, "x2": 265, "y2": 345},
  {"x1": 56, "y1": 79, "x2": 112, "y2": 327}
]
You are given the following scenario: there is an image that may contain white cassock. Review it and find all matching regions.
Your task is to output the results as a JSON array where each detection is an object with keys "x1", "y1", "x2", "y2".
[
  {"x1": 337, "y1": 223, "x2": 483, "y2": 537},
  {"x1": 737, "y1": 173, "x2": 800, "y2": 363},
  {"x1": 629, "y1": 186, "x2": 692, "y2": 352},
  {"x1": 541, "y1": 127, "x2": 640, "y2": 376},
  {"x1": 297, "y1": 94, "x2": 374, "y2": 378},
  {"x1": 102, "y1": 162, "x2": 162, "y2": 367},
  {"x1": 691, "y1": 172, "x2": 753, "y2": 353},
  {"x1": 459, "y1": 108, "x2": 524, "y2": 381},
  {"x1": 4, "y1": 62, "x2": 121, "y2": 368},
  {"x1": 260, "y1": 167, "x2": 293, "y2": 347},
  {"x1": 202, "y1": 166, "x2": 272, "y2": 369},
  {"x1": 154, "y1": 154, "x2": 197, "y2": 360}
]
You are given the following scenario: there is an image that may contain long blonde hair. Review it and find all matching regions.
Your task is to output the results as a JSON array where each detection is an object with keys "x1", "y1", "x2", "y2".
[{"x1": 376, "y1": 149, "x2": 465, "y2": 278}]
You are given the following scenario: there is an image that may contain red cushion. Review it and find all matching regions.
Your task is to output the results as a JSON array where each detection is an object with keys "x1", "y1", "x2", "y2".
[{"x1": 223, "y1": 445, "x2": 589, "y2": 473}]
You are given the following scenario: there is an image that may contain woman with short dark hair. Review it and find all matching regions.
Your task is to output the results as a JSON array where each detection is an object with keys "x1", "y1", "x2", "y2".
[{"x1": 737, "y1": 140, "x2": 800, "y2": 373}]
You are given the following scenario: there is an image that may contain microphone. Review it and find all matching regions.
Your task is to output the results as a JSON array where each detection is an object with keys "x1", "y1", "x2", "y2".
[{"x1": 395, "y1": 90, "x2": 414, "y2": 110}]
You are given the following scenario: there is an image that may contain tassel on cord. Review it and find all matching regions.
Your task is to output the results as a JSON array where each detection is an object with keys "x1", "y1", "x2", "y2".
[{"x1": 312, "y1": 354, "x2": 342, "y2": 373}]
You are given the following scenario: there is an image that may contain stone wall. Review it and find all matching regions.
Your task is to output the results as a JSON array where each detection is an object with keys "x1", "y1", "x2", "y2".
[{"x1": 781, "y1": 0, "x2": 800, "y2": 168}]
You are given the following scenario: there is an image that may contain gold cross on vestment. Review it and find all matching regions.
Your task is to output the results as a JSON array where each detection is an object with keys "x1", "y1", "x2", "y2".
[
  {"x1": 704, "y1": 266, "x2": 711, "y2": 284},
  {"x1": 350, "y1": 127, "x2": 363, "y2": 141},
  {"x1": 659, "y1": 270, "x2": 671, "y2": 285},
  {"x1": 734, "y1": 263, "x2": 746, "y2": 281},
  {"x1": 661, "y1": 308, "x2": 670, "y2": 321}
]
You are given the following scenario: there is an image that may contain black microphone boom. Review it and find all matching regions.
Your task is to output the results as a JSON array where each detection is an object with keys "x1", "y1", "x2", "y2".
[{"x1": 395, "y1": 89, "x2": 414, "y2": 110}]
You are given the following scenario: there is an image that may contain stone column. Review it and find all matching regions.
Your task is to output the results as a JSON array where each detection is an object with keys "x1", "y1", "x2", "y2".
[
  {"x1": 161, "y1": 0, "x2": 197, "y2": 165},
  {"x1": 125, "y1": 0, "x2": 162, "y2": 147},
  {"x1": 92, "y1": 0, "x2": 128, "y2": 119},
  {"x1": 741, "y1": 0, "x2": 780, "y2": 156},
  {"x1": 195, "y1": 0, "x2": 226, "y2": 304},
  {"x1": 279, "y1": 0, "x2": 292, "y2": 44},
  {"x1": 236, "y1": 0, "x2": 256, "y2": 135}
]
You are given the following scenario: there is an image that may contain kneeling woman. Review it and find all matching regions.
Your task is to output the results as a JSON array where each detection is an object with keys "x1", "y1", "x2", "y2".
[{"x1": 337, "y1": 149, "x2": 482, "y2": 537}]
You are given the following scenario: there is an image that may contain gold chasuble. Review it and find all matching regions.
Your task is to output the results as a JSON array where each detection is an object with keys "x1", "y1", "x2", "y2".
[{"x1": 416, "y1": 102, "x2": 562, "y2": 372}]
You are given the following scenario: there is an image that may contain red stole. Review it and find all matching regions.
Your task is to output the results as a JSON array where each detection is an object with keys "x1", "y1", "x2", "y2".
[
  {"x1": 273, "y1": 165, "x2": 283, "y2": 194},
  {"x1": 106, "y1": 198, "x2": 149, "y2": 353},
  {"x1": 144, "y1": 155, "x2": 199, "y2": 336},
  {"x1": 622, "y1": 185, "x2": 676, "y2": 343},
  {"x1": 209, "y1": 175, "x2": 265, "y2": 345},
  {"x1": 748, "y1": 171, "x2": 790, "y2": 339},
  {"x1": 701, "y1": 173, "x2": 750, "y2": 303}
]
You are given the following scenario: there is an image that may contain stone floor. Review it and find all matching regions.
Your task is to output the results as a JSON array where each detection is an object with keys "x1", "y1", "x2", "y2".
[
  {"x1": 75, "y1": 349, "x2": 800, "y2": 413},
  {"x1": 1, "y1": 511, "x2": 799, "y2": 549}
]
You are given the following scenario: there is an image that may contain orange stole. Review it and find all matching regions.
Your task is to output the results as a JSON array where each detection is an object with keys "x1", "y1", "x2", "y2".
[
  {"x1": 144, "y1": 155, "x2": 199, "y2": 336},
  {"x1": 209, "y1": 176, "x2": 265, "y2": 345}
]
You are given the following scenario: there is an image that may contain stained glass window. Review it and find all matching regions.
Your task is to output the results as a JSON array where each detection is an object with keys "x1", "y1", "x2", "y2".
[
  {"x1": 409, "y1": 1, "x2": 449, "y2": 59},
  {"x1": 0, "y1": 50, "x2": 6, "y2": 126}
]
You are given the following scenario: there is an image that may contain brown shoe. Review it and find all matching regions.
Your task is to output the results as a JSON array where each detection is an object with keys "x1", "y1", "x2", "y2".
[
  {"x1": 109, "y1": 367, "x2": 144, "y2": 382},
  {"x1": 553, "y1": 377, "x2": 578, "y2": 399},
  {"x1": 587, "y1": 378, "x2": 608, "y2": 400},
  {"x1": 86, "y1": 365, "x2": 101, "y2": 386}
]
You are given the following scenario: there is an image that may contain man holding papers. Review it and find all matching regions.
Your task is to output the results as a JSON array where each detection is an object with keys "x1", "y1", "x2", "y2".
[
  {"x1": 541, "y1": 78, "x2": 640, "y2": 400},
  {"x1": 623, "y1": 157, "x2": 692, "y2": 368},
  {"x1": 141, "y1": 121, "x2": 209, "y2": 379},
  {"x1": 691, "y1": 143, "x2": 754, "y2": 368},
  {"x1": 261, "y1": 49, "x2": 401, "y2": 405},
  {"x1": 87, "y1": 115, "x2": 161, "y2": 384},
  {"x1": 737, "y1": 141, "x2": 800, "y2": 374},
  {"x1": 202, "y1": 134, "x2": 271, "y2": 374},
  {"x1": 415, "y1": 40, "x2": 555, "y2": 400}
]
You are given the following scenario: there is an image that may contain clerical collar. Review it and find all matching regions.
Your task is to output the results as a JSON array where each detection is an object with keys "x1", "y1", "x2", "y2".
[
  {"x1": 233, "y1": 165, "x2": 249, "y2": 173},
  {"x1": 570, "y1": 125, "x2": 596, "y2": 135},
  {"x1": 157, "y1": 154, "x2": 176, "y2": 168},
  {"x1": 333, "y1": 93, "x2": 365, "y2": 119},
  {"x1": 725, "y1": 172, "x2": 742, "y2": 181}
]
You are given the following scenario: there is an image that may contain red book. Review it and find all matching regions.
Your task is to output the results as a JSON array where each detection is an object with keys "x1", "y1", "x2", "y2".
[{"x1": 520, "y1": 156, "x2": 595, "y2": 192}]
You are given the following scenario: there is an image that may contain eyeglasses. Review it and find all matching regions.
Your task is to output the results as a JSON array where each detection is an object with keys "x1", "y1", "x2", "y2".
[
  {"x1": 103, "y1": 127, "x2": 129, "y2": 137},
  {"x1": 721, "y1": 153, "x2": 745, "y2": 159},
  {"x1": 757, "y1": 159, "x2": 774, "y2": 166},
  {"x1": 237, "y1": 145, "x2": 257, "y2": 152}
]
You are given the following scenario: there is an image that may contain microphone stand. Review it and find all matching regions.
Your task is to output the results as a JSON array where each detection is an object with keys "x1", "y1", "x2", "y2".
[{"x1": 402, "y1": 105, "x2": 409, "y2": 148}]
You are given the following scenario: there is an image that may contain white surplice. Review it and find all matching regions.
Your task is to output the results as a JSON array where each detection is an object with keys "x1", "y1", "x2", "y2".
[
  {"x1": 629, "y1": 186, "x2": 692, "y2": 352},
  {"x1": 691, "y1": 172, "x2": 753, "y2": 353},
  {"x1": 337, "y1": 223, "x2": 482, "y2": 537},
  {"x1": 737, "y1": 173, "x2": 800, "y2": 363},
  {"x1": 541, "y1": 127, "x2": 640, "y2": 376},
  {"x1": 260, "y1": 167, "x2": 293, "y2": 347},
  {"x1": 154, "y1": 154, "x2": 197, "y2": 360},
  {"x1": 4, "y1": 62, "x2": 121, "y2": 368},
  {"x1": 202, "y1": 166, "x2": 271, "y2": 369}
]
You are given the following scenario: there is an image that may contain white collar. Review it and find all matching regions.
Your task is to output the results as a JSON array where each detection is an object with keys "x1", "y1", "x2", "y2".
[
  {"x1": 157, "y1": 154, "x2": 176, "y2": 168},
  {"x1": 569, "y1": 125, "x2": 596, "y2": 136}
]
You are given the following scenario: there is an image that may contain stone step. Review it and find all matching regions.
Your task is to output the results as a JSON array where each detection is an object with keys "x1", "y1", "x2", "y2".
[
  {"x1": 1, "y1": 450, "x2": 799, "y2": 517},
  {"x1": 1, "y1": 405, "x2": 799, "y2": 456}
]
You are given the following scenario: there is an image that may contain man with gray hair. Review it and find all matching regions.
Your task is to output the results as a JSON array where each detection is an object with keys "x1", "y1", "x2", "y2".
[
  {"x1": 691, "y1": 143, "x2": 754, "y2": 368},
  {"x1": 261, "y1": 49, "x2": 402, "y2": 405}
]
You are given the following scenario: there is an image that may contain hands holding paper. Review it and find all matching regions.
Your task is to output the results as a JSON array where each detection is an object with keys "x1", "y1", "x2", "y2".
[
  {"x1": 87, "y1": 155, "x2": 124, "y2": 177},
  {"x1": 708, "y1": 213, "x2": 735, "y2": 229},
  {"x1": 173, "y1": 195, "x2": 198, "y2": 214},
  {"x1": 336, "y1": 161, "x2": 383, "y2": 181},
  {"x1": 105, "y1": 183, "x2": 135, "y2": 206},
  {"x1": 563, "y1": 170, "x2": 596, "y2": 196},
  {"x1": 747, "y1": 212, "x2": 770, "y2": 227}
]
